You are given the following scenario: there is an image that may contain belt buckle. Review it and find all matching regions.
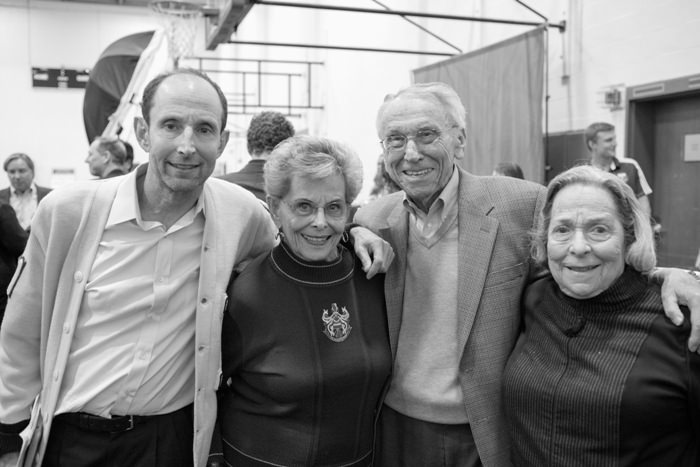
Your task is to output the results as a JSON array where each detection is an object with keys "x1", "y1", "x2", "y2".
[{"x1": 124, "y1": 415, "x2": 135, "y2": 432}]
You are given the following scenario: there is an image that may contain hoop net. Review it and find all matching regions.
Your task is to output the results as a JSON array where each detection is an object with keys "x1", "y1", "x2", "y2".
[{"x1": 151, "y1": 1, "x2": 202, "y2": 66}]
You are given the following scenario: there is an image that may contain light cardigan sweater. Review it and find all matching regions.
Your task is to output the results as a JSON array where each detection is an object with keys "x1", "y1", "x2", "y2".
[{"x1": 0, "y1": 165, "x2": 276, "y2": 467}]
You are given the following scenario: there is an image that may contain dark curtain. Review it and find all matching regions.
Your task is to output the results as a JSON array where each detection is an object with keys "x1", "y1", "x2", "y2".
[
  {"x1": 413, "y1": 27, "x2": 545, "y2": 183},
  {"x1": 83, "y1": 31, "x2": 155, "y2": 143}
]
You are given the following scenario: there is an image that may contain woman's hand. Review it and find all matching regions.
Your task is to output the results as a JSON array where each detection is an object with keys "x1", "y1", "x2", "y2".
[
  {"x1": 349, "y1": 226, "x2": 395, "y2": 279},
  {"x1": 654, "y1": 267, "x2": 700, "y2": 352}
]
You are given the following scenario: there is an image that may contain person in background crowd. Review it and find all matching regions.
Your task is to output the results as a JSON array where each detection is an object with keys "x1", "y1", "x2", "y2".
[
  {"x1": 220, "y1": 111, "x2": 295, "y2": 201},
  {"x1": 368, "y1": 153, "x2": 402, "y2": 201},
  {"x1": 492, "y1": 161, "x2": 524, "y2": 180},
  {"x1": 585, "y1": 122, "x2": 652, "y2": 217},
  {"x1": 0, "y1": 68, "x2": 277, "y2": 467},
  {"x1": 213, "y1": 135, "x2": 392, "y2": 466},
  {"x1": 0, "y1": 204, "x2": 28, "y2": 326},
  {"x1": 503, "y1": 165, "x2": 699, "y2": 466},
  {"x1": 0, "y1": 153, "x2": 52, "y2": 231},
  {"x1": 352, "y1": 81, "x2": 700, "y2": 467},
  {"x1": 85, "y1": 136, "x2": 129, "y2": 179}
]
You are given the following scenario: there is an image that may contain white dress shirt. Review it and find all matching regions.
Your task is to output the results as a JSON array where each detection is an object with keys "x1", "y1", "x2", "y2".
[{"x1": 56, "y1": 173, "x2": 205, "y2": 417}]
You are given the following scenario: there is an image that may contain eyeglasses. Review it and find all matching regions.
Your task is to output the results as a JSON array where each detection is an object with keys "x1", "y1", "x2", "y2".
[
  {"x1": 281, "y1": 199, "x2": 349, "y2": 220},
  {"x1": 380, "y1": 128, "x2": 442, "y2": 151}
]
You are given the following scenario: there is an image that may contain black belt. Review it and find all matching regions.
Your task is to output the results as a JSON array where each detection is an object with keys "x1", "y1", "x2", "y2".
[
  {"x1": 55, "y1": 413, "x2": 149, "y2": 433},
  {"x1": 54, "y1": 404, "x2": 192, "y2": 434}
]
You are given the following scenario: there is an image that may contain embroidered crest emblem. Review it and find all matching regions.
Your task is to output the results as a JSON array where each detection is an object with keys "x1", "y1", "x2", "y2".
[{"x1": 322, "y1": 303, "x2": 352, "y2": 342}]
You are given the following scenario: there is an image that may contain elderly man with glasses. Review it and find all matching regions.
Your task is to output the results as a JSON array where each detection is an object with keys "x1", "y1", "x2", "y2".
[{"x1": 352, "y1": 82, "x2": 700, "y2": 467}]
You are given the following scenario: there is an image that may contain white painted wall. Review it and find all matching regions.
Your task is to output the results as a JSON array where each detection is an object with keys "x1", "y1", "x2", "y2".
[{"x1": 1, "y1": 0, "x2": 699, "y2": 199}]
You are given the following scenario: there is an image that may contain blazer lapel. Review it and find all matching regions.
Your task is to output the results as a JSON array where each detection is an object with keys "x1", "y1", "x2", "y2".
[
  {"x1": 382, "y1": 202, "x2": 409, "y2": 358},
  {"x1": 455, "y1": 172, "x2": 499, "y2": 352}
]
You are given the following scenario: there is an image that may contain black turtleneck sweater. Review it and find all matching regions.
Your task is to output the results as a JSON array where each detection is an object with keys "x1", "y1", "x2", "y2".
[
  {"x1": 503, "y1": 268, "x2": 700, "y2": 467},
  {"x1": 219, "y1": 242, "x2": 391, "y2": 467}
]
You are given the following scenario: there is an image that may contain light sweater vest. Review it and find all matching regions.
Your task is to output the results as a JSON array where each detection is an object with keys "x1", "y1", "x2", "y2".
[{"x1": 384, "y1": 214, "x2": 467, "y2": 423}]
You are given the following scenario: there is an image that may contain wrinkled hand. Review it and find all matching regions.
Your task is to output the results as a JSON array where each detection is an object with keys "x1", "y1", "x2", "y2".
[
  {"x1": 0, "y1": 452, "x2": 19, "y2": 467},
  {"x1": 657, "y1": 267, "x2": 700, "y2": 352},
  {"x1": 350, "y1": 226, "x2": 395, "y2": 279}
]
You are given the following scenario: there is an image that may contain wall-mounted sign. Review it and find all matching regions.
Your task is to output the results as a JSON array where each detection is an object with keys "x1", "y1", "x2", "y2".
[
  {"x1": 684, "y1": 134, "x2": 700, "y2": 162},
  {"x1": 32, "y1": 67, "x2": 90, "y2": 89}
]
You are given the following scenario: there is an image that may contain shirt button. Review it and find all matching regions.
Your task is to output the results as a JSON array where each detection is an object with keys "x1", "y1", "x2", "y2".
[
  {"x1": 73, "y1": 271, "x2": 83, "y2": 282},
  {"x1": 200, "y1": 298, "x2": 208, "y2": 304}
]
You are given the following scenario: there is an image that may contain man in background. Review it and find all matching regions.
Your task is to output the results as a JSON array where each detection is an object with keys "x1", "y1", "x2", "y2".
[
  {"x1": 220, "y1": 111, "x2": 294, "y2": 201},
  {"x1": 0, "y1": 153, "x2": 51, "y2": 231},
  {"x1": 85, "y1": 136, "x2": 129, "y2": 179},
  {"x1": 585, "y1": 122, "x2": 653, "y2": 216}
]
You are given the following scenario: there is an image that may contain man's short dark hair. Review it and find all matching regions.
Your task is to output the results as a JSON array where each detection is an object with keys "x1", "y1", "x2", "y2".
[
  {"x1": 3, "y1": 153, "x2": 34, "y2": 172},
  {"x1": 141, "y1": 68, "x2": 229, "y2": 130},
  {"x1": 584, "y1": 122, "x2": 615, "y2": 151},
  {"x1": 247, "y1": 111, "x2": 295, "y2": 156}
]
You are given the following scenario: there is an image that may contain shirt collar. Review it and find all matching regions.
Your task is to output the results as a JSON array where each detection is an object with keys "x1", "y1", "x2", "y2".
[
  {"x1": 609, "y1": 157, "x2": 621, "y2": 171},
  {"x1": 106, "y1": 167, "x2": 206, "y2": 229},
  {"x1": 12, "y1": 183, "x2": 36, "y2": 197},
  {"x1": 402, "y1": 166, "x2": 460, "y2": 217}
]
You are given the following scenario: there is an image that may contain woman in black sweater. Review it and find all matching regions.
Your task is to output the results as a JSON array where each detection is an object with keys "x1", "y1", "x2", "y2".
[
  {"x1": 215, "y1": 136, "x2": 391, "y2": 467},
  {"x1": 503, "y1": 165, "x2": 699, "y2": 466}
]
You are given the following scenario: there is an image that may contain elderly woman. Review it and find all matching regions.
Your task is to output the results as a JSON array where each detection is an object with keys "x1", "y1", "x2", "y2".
[
  {"x1": 503, "y1": 165, "x2": 700, "y2": 466},
  {"x1": 216, "y1": 136, "x2": 391, "y2": 466}
]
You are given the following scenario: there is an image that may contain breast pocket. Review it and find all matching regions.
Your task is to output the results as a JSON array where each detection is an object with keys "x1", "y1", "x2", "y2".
[{"x1": 483, "y1": 262, "x2": 525, "y2": 290}]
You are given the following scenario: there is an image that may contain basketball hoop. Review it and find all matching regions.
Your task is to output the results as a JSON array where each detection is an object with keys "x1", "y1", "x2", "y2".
[{"x1": 150, "y1": 1, "x2": 202, "y2": 68}]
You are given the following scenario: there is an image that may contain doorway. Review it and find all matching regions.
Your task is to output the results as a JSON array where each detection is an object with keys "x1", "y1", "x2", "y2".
[{"x1": 627, "y1": 77, "x2": 700, "y2": 268}]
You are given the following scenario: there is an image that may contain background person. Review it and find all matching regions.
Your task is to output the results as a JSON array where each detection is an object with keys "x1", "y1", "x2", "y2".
[
  {"x1": 0, "y1": 69, "x2": 277, "y2": 467},
  {"x1": 85, "y1": 136, "x2": 129, "y2": 179},
  {"x1": 214, "y1": 136, "x2": 391, "y2": 466},
  {"x1": 503, "y1": 165, "x2": 699, "y2": 466},
  {"x1": 0, "y1": 153, "x2": 51, "y2": 231},
  {"x1": 492, "y1": 161, "x2": 524, "y2": 179},
  {"x1": 0, "y1": 204, "x2": 28, "y2": 327},
  {"x1": 220, "y1": 111, "x2": 295, "y2": 201},
  {"x1": 585, "y1": 122, "x2": 652, "y2": 217}
]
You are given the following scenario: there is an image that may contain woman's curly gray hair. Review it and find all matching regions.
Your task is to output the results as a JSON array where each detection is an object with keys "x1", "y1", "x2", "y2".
[{"x1": 264, "y1": 135, "x2": 364, "y2": 205}]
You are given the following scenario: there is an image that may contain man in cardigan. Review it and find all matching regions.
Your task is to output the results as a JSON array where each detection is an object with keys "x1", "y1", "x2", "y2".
[
  {"x1": 219, "y1": 111, "x2": 295, "y2": 201},
  {"x1": 0, "y1": 153, "x2": 51, "y2": 231},
  {"x1": 0, "y1": 69, "x2": 277, "y2": 467},
  {"x1": 353, "y1": 82, "x2": 700, "y2": 467}
]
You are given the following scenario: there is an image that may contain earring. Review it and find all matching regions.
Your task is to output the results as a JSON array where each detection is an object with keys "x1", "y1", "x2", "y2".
[
  {"x1": 275, "y1": 228, "x2": 285, "y2": 240},
  {"x1": 341, "y1": 231, "x2": 349, "y2": 243}
]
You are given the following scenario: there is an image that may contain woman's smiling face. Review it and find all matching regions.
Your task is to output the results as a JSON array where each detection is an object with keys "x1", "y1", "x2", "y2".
[
  {"x1": 270, "y1": 173, "x2": 348, "y2": 262},
  {"x1": 547, "y1": 183, "x2": 626, "y2": 299}
]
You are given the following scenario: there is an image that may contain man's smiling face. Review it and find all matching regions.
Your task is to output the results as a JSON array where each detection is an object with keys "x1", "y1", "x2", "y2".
[
  {"x1": 137, "y1": 73, "x2": 228, "y2": 196},
  {"x1": 379, "y1": 95, "x2": 465, "y2": 212}
]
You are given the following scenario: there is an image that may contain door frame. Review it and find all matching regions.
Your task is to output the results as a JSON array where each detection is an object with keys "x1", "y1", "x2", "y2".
[{"x1": 626, "y1": 72, "x2": 700, "y2": 184}]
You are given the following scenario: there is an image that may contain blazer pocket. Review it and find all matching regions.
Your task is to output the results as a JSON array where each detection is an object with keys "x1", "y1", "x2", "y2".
[{"x1": 483, "y1": 262, "x2": 525, "y2": 289}]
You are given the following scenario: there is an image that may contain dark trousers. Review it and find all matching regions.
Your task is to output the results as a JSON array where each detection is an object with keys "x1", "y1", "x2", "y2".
[
  {"x1": 376, "y1": 405, "x2": 482, "y2": 467},
  {"x1": 43, "y1": 405, "x2": 194, "y2": 467}
]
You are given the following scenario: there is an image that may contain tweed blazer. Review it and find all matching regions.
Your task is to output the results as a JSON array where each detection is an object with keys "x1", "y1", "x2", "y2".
[
  {"x1": 0, "y1": 185, "x2": 52, "y2": 206},
  {"x1": 354, "y1": 168, "x2": 546, "y2": 467}
]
